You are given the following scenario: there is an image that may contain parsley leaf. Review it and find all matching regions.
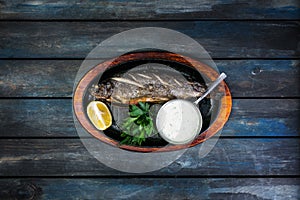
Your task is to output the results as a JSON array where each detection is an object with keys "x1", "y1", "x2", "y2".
[{"x1": 120, "y1": 102, "x2": 156, "y2": 146}]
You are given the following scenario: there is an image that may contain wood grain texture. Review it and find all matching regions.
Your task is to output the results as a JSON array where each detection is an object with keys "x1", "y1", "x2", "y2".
[
  {"x1": 0, "y1": 60, "x2": 299, "y2": 98},
  {"x1": 0, "y1": 21, "x2": 299, "y2": 59},
  {"x1": 0, "y1": 99, "x2": 74, "y2": 138},
  {"x1": 0, "y1": 0, "x2": 299, "y2": 20},
  {"x1": 0, "y1": 99, "x2": 298, "y2": 138},
  {"x1": 0, "y1": 0, "x2": 298, "y2": 196},
  {"x1": 0, "y1": 60, "x2": 78, "y2": 97},
  {"x1": 0, "y1": 178, "x2": 299, "y2": 200},
  {"x1": 0, "y1": 138, "x2": 299, "y2": 176}
]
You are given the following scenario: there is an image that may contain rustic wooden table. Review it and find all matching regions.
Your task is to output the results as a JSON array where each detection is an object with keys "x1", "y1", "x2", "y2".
[{"x1": 0, "y1": 1, "x2": 299, "y2": 199}]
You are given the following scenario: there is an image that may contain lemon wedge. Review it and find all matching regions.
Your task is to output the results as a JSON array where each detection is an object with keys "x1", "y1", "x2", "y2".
[{"x1": 87, "y1": 101, "x2": 112, "y2": 130}]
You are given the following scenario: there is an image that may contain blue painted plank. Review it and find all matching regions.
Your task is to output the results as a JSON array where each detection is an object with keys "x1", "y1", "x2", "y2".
[
  {"x1": 218, "y1": 60, "x2": 300, "y2": 97},
  {"x1": 0, "y1": 60, "x2": 298, "y2": 98},
  {"x1": 0, "y1": 138, "x2": 298, "y2": 176},
  {"x1": 0, "y1": 99, "x2": 298, "y2": 137},
  {"x1": 0, "y1": 0, "x2": 299, "y2": 20},
  {"x1": 0, "y1": 178, "x2": 299, "y2": 200},
  {"x1": 0, "y1": 21, "x2": 299, "y2": 58}
]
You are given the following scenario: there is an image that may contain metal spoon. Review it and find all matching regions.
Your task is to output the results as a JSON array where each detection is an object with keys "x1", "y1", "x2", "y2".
[
  {"x1": 156, "y1": 73, "x2": 227, "y2": 145},
  {"x1": 194, "y1": 73, "x2": 227, "y2": 105}
]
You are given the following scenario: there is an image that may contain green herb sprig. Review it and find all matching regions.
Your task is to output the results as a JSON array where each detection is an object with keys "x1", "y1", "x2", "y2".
[{"x1": 120, "y1": 102, "x2": 156, "y2": 146}]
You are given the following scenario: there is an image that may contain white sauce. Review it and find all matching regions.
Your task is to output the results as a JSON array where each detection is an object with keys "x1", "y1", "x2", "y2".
[{"x1": 156, "y1": 100, "x2": 202, "y2": 144}]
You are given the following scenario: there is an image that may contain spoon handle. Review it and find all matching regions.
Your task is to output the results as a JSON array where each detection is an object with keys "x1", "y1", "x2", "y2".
[{"x1": 194, "y1": 73, "x2": 227, "y2": 105}]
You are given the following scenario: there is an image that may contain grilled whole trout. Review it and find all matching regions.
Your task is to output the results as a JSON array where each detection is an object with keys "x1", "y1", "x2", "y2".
[{"x1": 90, "y1": 70, "x2": 206, "y2": 104}]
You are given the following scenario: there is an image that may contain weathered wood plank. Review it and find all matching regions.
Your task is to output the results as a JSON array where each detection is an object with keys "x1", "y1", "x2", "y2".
[
  {"x1": 0, "y1": 178, "x2": 299, "y2": 200},
  {"x1": 220, "y1": 60, "x2": 300, "y2": 98},
  {"x1": 0, "y1": 99, "x2": 74, "y2": 137},
  {"x1": 0, "y1": 0, "x2": 299, "y2": 20},
  {"x1": 0, "y1": 138, "x2": 298, "y2": 176},
  {"x1": 0, "y1": 21, "x2": 299, "y2": 58},
  {"x1": 0, "y1": 99, "x2": 298, "y2": 137},
  {"x1": 0, "y1": 60, "x2": 78, "y2": 97},
  {"x1": 0, "y1": 60, "x2": 299, "y2": 97}
]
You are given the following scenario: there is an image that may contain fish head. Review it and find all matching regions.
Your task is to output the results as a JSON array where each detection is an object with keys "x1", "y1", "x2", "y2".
[{"x1": 89, "y1": 80, "x2": 114, "y2": 101}]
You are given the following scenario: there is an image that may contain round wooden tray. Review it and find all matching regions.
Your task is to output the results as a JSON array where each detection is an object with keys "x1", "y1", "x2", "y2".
[{"x1": 73, "y1": 51, "x2": 232, "y2": 152}]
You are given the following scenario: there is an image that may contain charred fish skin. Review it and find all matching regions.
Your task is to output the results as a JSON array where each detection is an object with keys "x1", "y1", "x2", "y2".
[{"x1": 90, "y1": 71, "x2": 206, "y2": 104}]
